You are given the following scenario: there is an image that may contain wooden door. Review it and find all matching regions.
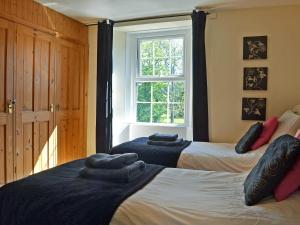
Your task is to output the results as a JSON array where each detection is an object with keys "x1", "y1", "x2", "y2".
[
  {"x1": 0, "y1": 19, "x2": 15, "y2": 186},
  {"x1": 56, "y1": 40, "x2": 85, "y2": 165},
  {"x1": 15, "y1": 25, "x2": 56, "y2": 180}
]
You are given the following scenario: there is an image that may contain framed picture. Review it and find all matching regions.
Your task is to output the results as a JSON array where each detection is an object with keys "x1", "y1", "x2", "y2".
[
  {"x1": 243, "y1": 36, "x2": 267, "y2": 60},
  {"x1": 242, "y1": 98, "x2": 266, "y2": 121},
  {"x1": 243, "y1": 67, "x2": 268, "y2": 90}
]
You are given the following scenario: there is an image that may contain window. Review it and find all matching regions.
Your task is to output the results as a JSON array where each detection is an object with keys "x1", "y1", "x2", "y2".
[
  {"x1": 125, "y1": 28, "x2": 191, "y2": 126},
  {"x1": 129, "y1": 29, "x2": 190, "y2": 126}
]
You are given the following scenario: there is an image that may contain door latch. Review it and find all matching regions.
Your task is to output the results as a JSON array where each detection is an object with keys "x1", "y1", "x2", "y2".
[{"x1": 7, "y1": 99, "x2": 16, "y2": 114}]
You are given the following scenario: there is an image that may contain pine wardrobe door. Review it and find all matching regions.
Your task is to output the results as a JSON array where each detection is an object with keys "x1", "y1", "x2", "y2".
[
  {"x1": 15, "y1": 25, "x2": 55, "y2": 180},
  {"x1": 0, "y1": 18, "x2": 15, "y2": 185},
  {"x1": 56, "y1": 40, "x2": 86, "y2": 165}
]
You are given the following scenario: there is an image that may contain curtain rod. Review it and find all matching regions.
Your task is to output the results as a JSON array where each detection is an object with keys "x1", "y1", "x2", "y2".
[{"x1": 87, "y1": 12, "x2": 196, "y2": 26}]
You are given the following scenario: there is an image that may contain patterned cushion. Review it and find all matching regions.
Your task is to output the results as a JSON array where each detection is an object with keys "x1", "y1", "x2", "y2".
[
  {"x1": 244, "y1": 134, "x2": 300, "y2": 206},
  {"x1": 274, "y1": 133, "x2": 300, "y2": 201},
  {"x1": 235, "y1": 123, "x2": 263, "y2": 154}
]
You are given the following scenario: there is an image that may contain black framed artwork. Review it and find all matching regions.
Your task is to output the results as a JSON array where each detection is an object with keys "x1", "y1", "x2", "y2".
[
  {"x1": 243, "y1": 36, "x2": 267, "y2": 60},
  {"x1": 243, "y1": 67, "x2": 268, "y2": 90},
  {"x1": 242, "y1": 98, "x2": 266, "y2": 121}
]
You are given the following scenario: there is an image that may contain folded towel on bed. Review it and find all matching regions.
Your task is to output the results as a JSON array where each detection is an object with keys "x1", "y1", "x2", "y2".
[
  {"x1": 85, "y1": 153, "x2": 138, "y2": 169},
  {"x1": 147, "y1": 138, "x2": 184, "y2": 146},
  {"x1": 80, "y1": 160, "x2": 146, "y2": 183},
  {"x1": 149, "y1": 133, "x2": 178, "y2": 142}
]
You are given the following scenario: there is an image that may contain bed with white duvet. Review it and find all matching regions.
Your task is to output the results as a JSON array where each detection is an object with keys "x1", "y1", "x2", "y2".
[
  {"x1": 111, "y1": 168, "x2": 300, "y2": 225},
  {"x1": 1, "y1": 155, "x2": 299, "y2": 225},
  {"x1": 177, "y1": 142, "x2": 266, "y2": 172},
  {"x1": 112, "y1": 109, "x2": 300, "y2": 173}
]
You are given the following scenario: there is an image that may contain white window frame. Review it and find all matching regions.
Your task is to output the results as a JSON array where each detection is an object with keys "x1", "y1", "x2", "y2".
[{"x1": 126, "y1": 28, "x2": 192, "y2": 127}]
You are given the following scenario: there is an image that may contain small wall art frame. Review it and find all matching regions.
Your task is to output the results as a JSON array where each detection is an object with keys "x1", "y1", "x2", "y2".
[
  {"x1": 243, "y1": 67, "x2": 268, "y2": 90},
  {"x1": 242, "y1": 98, "x2": 266, "y2": 121},
  {"x1": 243, "y1": 36, "x2": 267, "y2": 60}
]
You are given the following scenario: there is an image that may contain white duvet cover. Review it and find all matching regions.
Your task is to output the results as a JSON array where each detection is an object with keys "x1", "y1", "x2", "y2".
[
  {"x1": 177, "y1": 142, "x2": 266, "y2": 172},
  {"x1": 110, "y1": 168, "x2": 300, "y2": 225}
]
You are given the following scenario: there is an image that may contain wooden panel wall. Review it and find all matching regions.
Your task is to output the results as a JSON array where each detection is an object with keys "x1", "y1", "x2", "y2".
[
  {"x1": 0, "y1": 0, "x2": 88, "y2": 44},
  {"x1": 0, "y1": 0, "x2": 88, "y2": 184}
]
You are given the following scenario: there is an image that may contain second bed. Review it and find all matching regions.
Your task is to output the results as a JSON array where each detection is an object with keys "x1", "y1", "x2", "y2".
[{"x1": 111, "y1": 109, "x2": 300, "y2": 173}]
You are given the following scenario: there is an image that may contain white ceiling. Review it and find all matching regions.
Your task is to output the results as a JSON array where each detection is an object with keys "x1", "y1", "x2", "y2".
[{"x1": 35, "y1": 0, "x2": 300, "y2": 24}]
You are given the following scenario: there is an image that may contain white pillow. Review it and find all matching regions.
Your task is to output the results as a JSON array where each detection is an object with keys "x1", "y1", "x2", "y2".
[
  {"x1": 293, "y1": 105, "x2": 300, "y2": 115},
  {"x1": 270, "y1": 110, "x2": 300, "y2": 142}
]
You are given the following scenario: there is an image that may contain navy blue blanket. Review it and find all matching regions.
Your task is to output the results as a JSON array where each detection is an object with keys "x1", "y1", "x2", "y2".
[
  {"x1": 0, "y1": 159, "x2": 164, "y2": 225},
  {"x1": 110, "y1": 137, "x2": 192, "y2": 168}
]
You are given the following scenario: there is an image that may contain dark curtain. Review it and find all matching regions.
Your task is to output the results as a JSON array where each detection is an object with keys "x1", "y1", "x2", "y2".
[
  {"x1": 96, "y1": 20, "x2": 114, "y2": 153},
  {"x1": 191, "y1": 11, "x2": 209, "y2": 142}
]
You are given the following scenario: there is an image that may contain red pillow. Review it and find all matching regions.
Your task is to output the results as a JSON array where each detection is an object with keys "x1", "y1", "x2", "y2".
[
  {"x1": 274, "y1": 135, "x2": 300, "y2": 201},
  {"x1": 251, "y1": 117, "x2": 278, "y2": 150}
]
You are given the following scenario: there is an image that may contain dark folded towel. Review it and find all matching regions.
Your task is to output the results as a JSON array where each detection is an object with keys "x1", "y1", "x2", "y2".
[
  {"x1": 85, "y1": 153, "x2": 138, "y2": 169},
  {"x1": 149, "y1": 133, "x2": 178, "y2": 142},
  {"x1": 147, "y1": 138, "x2": 184, "y2": 146},
  {"x1": 80, "y1": 160, "x2": 146, "y2": 183}
]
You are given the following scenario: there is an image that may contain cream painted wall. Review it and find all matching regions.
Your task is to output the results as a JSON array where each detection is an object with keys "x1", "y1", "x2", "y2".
[
  {"x1": 87, "y1": 5, "x2": 300, "y2": 153},
  {"x1": 87, "y1": 25, "x2": 97, "y2": 155},
  {"x1": 205, "y1": 5, "x2": 300, "y2": 142}
]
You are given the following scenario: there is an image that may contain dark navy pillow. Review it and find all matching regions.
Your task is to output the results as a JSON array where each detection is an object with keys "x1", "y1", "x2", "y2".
[
  {"x1": 235, "y1": 123, "x2": 263, "y2": 154},
  {"x1": 244, "y1": 134, "x2": 300, "y2": 206}
]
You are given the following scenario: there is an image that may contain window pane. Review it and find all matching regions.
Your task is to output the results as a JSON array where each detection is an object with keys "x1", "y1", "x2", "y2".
[
  {"x1": 137, "y1": 82, "x2": 151, "y2": 102},
  {"x1": 171, "y1": 38, "x2": 184, "y2": 57},
  {"x1": 169, "y1": 103, "x2": 184, "y2": 124},
  {"x1": 169, "y1": 81, "x2": 184, "y2": 103},
  {"x1": 136, "y1": 81, "x2": 185, "y2": 124},
  {"x1": 171, "y1": 57, "x2": 183, "y2": 75},
  {"x1": 139, "y1": 37, "x2": 184, "y2": 77},
  {"x1": 152, "y1": 103, "x2": 168, "y2": 123},
  {"x1": 137, "y1": 103, "x2": 151, "y2": 122},
  {"x1": 152, "y1": 82, "x2": 168, "y2": 102},
  {"x1": 154, "y1": 58, "x2": 170, "y2": 76},
  {"x1": 141, "y1": 59, "x2": 153, "y2": 76},
  {"x1": 140, "y1": 40, "x2": 153, "y2": 58},
  {"x1": 154, "y1": 40, "x2": 169, "y2": 58}
]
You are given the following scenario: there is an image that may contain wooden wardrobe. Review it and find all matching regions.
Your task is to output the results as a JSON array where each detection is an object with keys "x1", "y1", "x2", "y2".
[{"x1": 0, "y1": 0, "x2": 88, "y2": 185}]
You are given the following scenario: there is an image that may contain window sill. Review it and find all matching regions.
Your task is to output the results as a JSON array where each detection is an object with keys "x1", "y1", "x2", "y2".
[{"x1": 130, "y1": 122, "x2": 187, "y2": 128}]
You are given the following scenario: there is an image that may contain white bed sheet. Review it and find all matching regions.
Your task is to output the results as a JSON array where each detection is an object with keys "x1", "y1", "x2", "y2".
[
  {"x1": 110, "y1": 168, "x2": 300, "y2": 225},
  {"x1": 177, "y1": 142, "x2": 266, "y2": 172}
]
